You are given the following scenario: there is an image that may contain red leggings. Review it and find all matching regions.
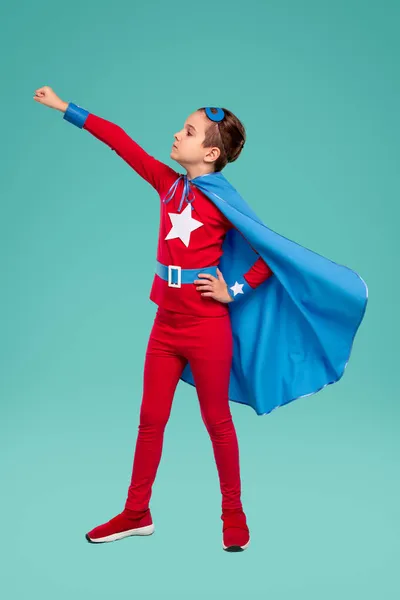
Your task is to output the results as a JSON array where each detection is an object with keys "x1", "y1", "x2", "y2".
[{"x1": 124, "y1": 306, "x2": 243, "y2": 513}]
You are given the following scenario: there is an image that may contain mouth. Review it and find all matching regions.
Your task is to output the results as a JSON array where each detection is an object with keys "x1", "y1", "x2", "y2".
[{"x1": 172, "y1": 144, "x2": 178, "y2": 150}]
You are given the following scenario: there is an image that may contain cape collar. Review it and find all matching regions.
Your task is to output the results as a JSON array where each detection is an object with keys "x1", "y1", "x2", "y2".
[{"x1": 162, "y1": 172, "x2": 225, "y2": 212}]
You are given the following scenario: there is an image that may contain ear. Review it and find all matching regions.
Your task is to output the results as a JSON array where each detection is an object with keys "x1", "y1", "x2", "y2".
[{"x1": 204, "y1": 146, "x2": 221, "y2": 164}]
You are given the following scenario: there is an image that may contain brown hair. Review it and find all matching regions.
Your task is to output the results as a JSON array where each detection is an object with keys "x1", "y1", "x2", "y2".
[{"x1": 197, "y1": 107, "x2": 246, "y2": 172}]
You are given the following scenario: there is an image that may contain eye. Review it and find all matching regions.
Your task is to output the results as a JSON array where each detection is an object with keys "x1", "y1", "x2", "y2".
[{"x1": 186, "y1": 129, "x2": 192, "y2": 136}]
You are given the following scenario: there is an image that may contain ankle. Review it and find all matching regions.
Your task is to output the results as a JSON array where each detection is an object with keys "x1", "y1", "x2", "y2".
[{"x1": 123, "y1": 507, "x2": 149, "y2": 519}]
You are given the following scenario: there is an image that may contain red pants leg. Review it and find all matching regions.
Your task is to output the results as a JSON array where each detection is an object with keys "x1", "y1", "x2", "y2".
[
  {"x1": 124, "y1": 313, "x2": 188, "y2": 511},
  {"x1": 184, "y1": 313, "x2": 243, "y2": 512},
  {"x1": 124, "y1": 307, "x2": 243, "y2": 513}
]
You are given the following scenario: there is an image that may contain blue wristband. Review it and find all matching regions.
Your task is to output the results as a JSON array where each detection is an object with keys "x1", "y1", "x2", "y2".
[
  {"x1": 227, "y1": 278, "x2": 252, "y2": 302},
  {"x1": 63, "y1": 102, "x2": 89, "y2": 128}
]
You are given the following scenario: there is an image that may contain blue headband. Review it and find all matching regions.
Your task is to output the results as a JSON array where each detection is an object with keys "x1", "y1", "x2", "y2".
[{"x1": 205, "y1": 106, "x2": 225, "y2": 122}]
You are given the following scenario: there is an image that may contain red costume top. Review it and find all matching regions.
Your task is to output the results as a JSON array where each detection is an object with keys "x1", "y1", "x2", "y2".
[{"x1": 82, "y1": 113, "x2": 273, "y2": 316}]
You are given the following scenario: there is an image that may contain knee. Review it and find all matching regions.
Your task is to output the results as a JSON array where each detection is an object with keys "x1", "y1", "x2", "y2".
[
  {"x1": 202, "y1": 412, "x2": 234, "y2": 438},
  {"x1": 139, "y1": 405, "x2": 170, "y2": 431}
]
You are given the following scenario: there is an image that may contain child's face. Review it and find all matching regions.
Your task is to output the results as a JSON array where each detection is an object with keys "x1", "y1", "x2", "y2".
[{"x1": 170, "y1": 110, "x2": 221, "y2": 170}]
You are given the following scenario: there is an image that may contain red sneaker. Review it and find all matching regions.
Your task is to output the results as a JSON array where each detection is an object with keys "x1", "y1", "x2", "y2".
[
  {"x1": 222, "y1": 509, "x2": 250, "y2": 552},
  {"x1": 86, "y1": 508, "x2": 154, "y2": 544}
]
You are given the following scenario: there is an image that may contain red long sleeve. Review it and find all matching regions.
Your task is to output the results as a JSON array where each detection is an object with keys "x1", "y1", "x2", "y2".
[
  {"x1": 230, "y1": 227, "x2": 273, "y2": 290},
  {"x1": 82, "y1": 113, "x2": 179, "y2": 198},
  {"x1": 243, "y1": 256, "x2": 273, "y2": 288}
]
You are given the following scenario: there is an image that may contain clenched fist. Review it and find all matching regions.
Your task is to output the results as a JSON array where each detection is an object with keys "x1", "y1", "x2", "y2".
[{"x1": 33, "y1": 86, "x2": 68, "y2": 112}]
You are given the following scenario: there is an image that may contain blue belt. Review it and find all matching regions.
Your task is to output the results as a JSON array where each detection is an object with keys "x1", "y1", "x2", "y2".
[{"x1": 155, "y1": 260, "x2": 218, "y2": 288}]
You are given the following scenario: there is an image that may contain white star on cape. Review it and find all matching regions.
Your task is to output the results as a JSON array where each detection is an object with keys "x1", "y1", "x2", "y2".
[
  {"x1": 230, "y1": 281, "x2": 244, "y2": 296},
  {"x1": 164, "y1": 203, "x2": 204, "y2": 247}
]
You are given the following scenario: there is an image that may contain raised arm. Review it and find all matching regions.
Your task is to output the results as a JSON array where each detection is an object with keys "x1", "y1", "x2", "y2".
[
  {"x1": 64, "y1": 104, "x2": 179, "y2": 195},
  {"x1": 33, "y1": 86, "x2": 179, "y2": 196}
]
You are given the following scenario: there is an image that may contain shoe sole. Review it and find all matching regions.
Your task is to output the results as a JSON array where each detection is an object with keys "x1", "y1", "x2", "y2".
[
  {"x1": 86, "y1": 523, "x2": 155, "y2": 543},
  {"x1": 223, "y1": 539, "x2": 250, "y2": 552}
]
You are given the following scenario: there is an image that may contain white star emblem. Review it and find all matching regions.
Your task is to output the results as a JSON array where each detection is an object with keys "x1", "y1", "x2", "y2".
[
  {"x1": 164, "y1": 203, "x2": 204, "y2": 247},
  {"x1": 230, "y1": 281, "x2": 244, "y2": 296}
]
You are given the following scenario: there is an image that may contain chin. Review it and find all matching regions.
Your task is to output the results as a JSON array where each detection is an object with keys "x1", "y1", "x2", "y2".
[{"x1": 171, "y1": 153, "x2": 183, "y2": 167}]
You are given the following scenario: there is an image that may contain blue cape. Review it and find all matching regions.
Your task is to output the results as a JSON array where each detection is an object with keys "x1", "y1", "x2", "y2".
[{"x1": 175, "y1": 171, "x2": 368, "y2": 416}]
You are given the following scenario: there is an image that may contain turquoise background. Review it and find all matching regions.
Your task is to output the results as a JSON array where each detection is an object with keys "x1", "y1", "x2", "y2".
[{"x1": 1, "y1": 0, "x2": 399, "y2": 598}]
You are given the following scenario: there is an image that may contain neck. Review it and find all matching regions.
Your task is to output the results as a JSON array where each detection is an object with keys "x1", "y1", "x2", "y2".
[{"x1": 185, "y1": 164, "x2": 215, "y2": 181}]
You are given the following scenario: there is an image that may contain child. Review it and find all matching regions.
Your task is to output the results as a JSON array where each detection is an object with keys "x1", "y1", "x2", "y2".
[
  {"x1": 33, "y1": 86, "x2": 274, "y2": 552},
  {"x1": 34, "y1": 87, "x2": 368, "y2": 553}
]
